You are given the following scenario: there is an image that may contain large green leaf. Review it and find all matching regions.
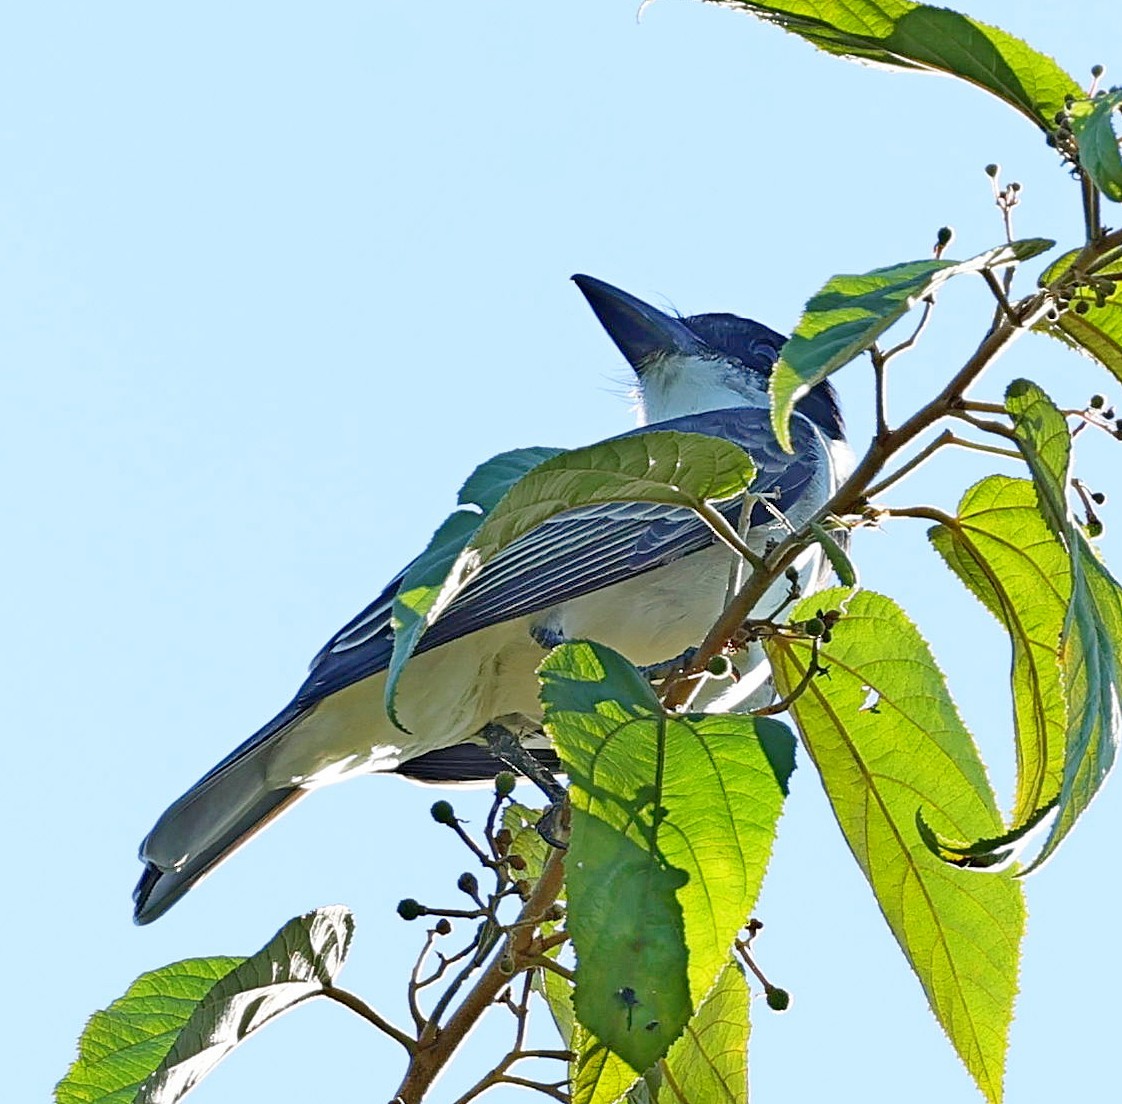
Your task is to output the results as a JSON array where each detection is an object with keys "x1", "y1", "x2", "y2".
[
  {"x1": 571, "y1": 960, "x2": 749, "y2": 1104},
  {"x1": 463, "y1": 430, "x2": 756, "y2": 566},
  {"x1": 650, "y1": 959, "x2": 749, "y2": 1104},
  {"x1": 713, "y1": 2, "x2": 1079, "y2": 130},
  {"x1": 1006, "y1": 380, "x2": 1122, "y2": 868},
  {"x1": 766, "y1": 590, "x2": 1024, "y2": 1104},
  {"x1": 56, "y1": 908, "x2": 354, "y2": 1104},
  {"x1": 385, "y1": 446, "x2": 563, "y2": 728},
  {"x1": 541, "y1": 641, "x2": 793, "y2": 1073},
  {"x1": 1069, "y1": 90, "x2": 1122, "y2": 203},
  {"x1": 928, "y1": 476, "x2": 1069, "y2": 829},
  {"x1": 769, "y1": 240, "x2": 1053, "y2": 449},
  {"x1": 387, "y1": 432, "x2": 755, "y2": 726},
  {"x1": 1035, "y1": 245, "x2": 1122, "y2": 385}
]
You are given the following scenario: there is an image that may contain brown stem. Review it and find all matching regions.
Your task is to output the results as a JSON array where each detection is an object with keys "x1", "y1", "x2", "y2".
[
  {"x1": 393, "y1": 848, "x2": 567, "y2": 1104},
  {"x1": 322, "y1": 986, "x2": 415, "y2": 1052},
  {"x1": 661, "y1": 290, "x2": 1055, "y2": 709}
]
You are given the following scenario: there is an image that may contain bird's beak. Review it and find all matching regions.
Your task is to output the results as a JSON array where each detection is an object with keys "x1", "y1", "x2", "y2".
[{"x1": 572, "y1": 274, "x2": 705, "y2": 373}]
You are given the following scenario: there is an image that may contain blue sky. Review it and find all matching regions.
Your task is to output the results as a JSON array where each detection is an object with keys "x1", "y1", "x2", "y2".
[{"x1": 6, "y1": 2, "x2": 1122, "y2": 1101}]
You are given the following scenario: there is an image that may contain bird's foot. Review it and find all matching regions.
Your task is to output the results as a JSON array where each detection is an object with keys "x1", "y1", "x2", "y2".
[{"x1": 639, "y1": 647, "x2": 698, "y2": 682}]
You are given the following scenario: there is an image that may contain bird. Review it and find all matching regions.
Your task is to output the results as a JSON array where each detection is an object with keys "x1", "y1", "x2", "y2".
[{"x1": 133, "y1": 274, "x2": 853, "y2": 923}]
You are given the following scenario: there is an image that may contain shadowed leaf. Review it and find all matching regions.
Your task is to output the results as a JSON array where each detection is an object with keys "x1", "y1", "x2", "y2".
[{"x1": 541, "y1": 641, "x2": 792, "y2": 1073}]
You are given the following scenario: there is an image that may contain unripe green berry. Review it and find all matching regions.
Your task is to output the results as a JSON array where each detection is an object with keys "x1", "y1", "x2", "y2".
[
  {"x1": 766, "y1": 987, "x2": 791, "y2": 1012},
  {"x1": 804, "y1": 617, "x2": 826, "y2": 637},
  {"x1": 494, "y1": 771, "x2": 517, "y2": 797},
  {"x1": 1091, "y1": 394, "x2": 1106, "y2": 409},
  {"x1": 706, "y1": 654, "x2": 733, "y2": 678},
  {"x1": 397, "y1": 898, "x2": 425, "y2": 921},
  {"x1": 431, "y1": 799, "x2": 456, "y2": 825},
  {"x1": 984, "y1": 163, "x2": 1000, "y2": 178},
  {"x1": 1092, "y1": 64, "x2": 1105, "y2": 78},
  {"x1": 1087, "y1": 519, "x2": 1104, "y2": 537},
  {"x1": 936, "y1": 226, "x2": 954, "y2": 247},
  {"x1": 457, "y1": 871, "x2": 479, "y2": 896}
]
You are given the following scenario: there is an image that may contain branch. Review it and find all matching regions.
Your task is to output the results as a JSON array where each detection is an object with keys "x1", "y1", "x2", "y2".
[
  {"x1": 393, "y1": 848, "x2": 568, "y2": 1104},
  {"x1": 661, "y1": 287, "x2": 1056, "y2": 708},
  {"x1": 322, "y1": 986, "x2": 415, "y2": 1053}
]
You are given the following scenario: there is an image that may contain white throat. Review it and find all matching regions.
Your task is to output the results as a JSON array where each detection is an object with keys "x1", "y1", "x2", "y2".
[{"x1": 635, "y1": 353, "x2": 769, "y2": 425}]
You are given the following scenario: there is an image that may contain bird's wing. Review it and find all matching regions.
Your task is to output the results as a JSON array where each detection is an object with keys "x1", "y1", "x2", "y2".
[{"x1": 299, "y1": 406, "x2": 825, "y2": 704}]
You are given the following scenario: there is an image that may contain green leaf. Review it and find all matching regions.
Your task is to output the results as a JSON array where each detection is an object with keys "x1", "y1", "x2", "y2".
[
  {"x1": 57, "y1": 958, "x2": 245, "y2": 1104},
  {"x1": 386, "y1": 446, "x2": 563, "y2": 728},
  {"x1": 916, "y1": 799, "x2": 1057, "y2": 871},
  {"x1": 57, "y1": 908, "x2": 354, "y2": 1104},
  {"x1": 541, "y1": 641, "x2": 793, "y2": 1073},
  {"x1": 715, "y1": 1, "x2": 1079, "y2": 130},
  {"x1": 571, "y1": 960, "x2": 749, "y2": 1104},
  {"x1": 459, "y1": 445, "x2": 567, "y2": 512},
  {"x1": 1035, "y1": 245, "x2": 1122, "y2": 384},
  {"x1": 928, "y1": 476, "x2": 1069, "y2": 829},
  {"x1": 1069, "y1": 90, "x2": 1122, "y2": 203},
  {"x1": 766, "y1": 590, "x2": 1024, "y2": 1104},
  {"x1": 463, "y1": 430, "x2": 756, "y2": 568},
  {"x1": 387, "y1": 432, "x2": 754, "y2": 726},
  {"x1": 571, "y1": 1025, "x2": 643, "y2": 1104},
  {"x1": 1006, "y1": 380, "x2": 1122, "y2": 868},
  {"x1": 501, "y1": 801, "x2": 553, "y2": 883},
  {"x1": 769, "y1": 240, "x2": 1054, "y2": 449},
  {"x1": 652, "y1": 959, "x2": 749, "y2": 1104}
]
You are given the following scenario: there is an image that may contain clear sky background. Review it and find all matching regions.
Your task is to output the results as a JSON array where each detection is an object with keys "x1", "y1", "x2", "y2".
[{"x1": 6, "y1": 2, "x2": 1122, "y2": 1102}]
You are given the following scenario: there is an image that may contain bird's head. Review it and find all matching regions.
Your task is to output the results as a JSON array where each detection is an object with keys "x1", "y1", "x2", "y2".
[{"x1": 572, "y1": 273, "x2": 843, "y2": 441}]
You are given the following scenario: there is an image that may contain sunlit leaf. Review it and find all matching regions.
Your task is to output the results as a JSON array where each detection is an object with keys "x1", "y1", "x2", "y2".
[
  {"x1": 766, "y1": 590, "x2": 1024, "y2": 1104},
  {"x1": 571, "y1": 960, "x2": 750, "y2": 1104},
  {"x1": 652, "y1": 959, "x2": 749, "y2": 1104},
  {"x1": 1069, "y1": 90, "x2": 1122, "y2": 203},
  {"x1": 713, "y1": 1, "x2": 1079, "y2": 130},
  {"x1": 928, "y1": 476, "x2": 1069, "y2": 828},
  {"x1": 1006, "y1": 381, "x2": 1122, "y2": 868},
  {"x1": 56, "y1": 908, "x2": 354, "y2": 1104},
  {"x1": 541, "y1": 641, "x2": 793, "y2": 1073},
  {"x1": 770, "y1": 240, "x2": 1053, "y2": 449}
]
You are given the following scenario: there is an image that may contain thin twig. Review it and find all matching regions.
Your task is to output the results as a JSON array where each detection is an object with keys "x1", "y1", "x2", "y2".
[
  {"x1": 323, "y1": 986, "x2": 416, "y2": 1052},
  {"x1": 698, "y1": 502, "x2": 765, "y2": 568},
  {"x1": 882, "y1": 296, "x2": 936, "y2": 362},
  {"x1": 661, "y1": 288, "x2": 1056, "y2": 709},
  {"x1": 864, "y1": 429, "x2": 955, "y2": 499},
  {"x1": 395, "y1": 849, "x2": 567, "y2": 1104},
  {"x1": 750, "y1": 638, "x2": 821, "y2": 716},
  {"x1": 983, "y1": 268, "x2": 1020, "y2": 325},
  {"x1": 870, "y1": 345, "x2": 890, "y2": 440},
  {"x1": 947, "y1": 408, "x2": 1019, "y2": 440}
]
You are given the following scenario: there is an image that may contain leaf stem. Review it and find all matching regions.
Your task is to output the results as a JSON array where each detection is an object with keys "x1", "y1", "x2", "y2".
[{"x1": 323, "y1": 986, "x2": 416, "y2": 1052}]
